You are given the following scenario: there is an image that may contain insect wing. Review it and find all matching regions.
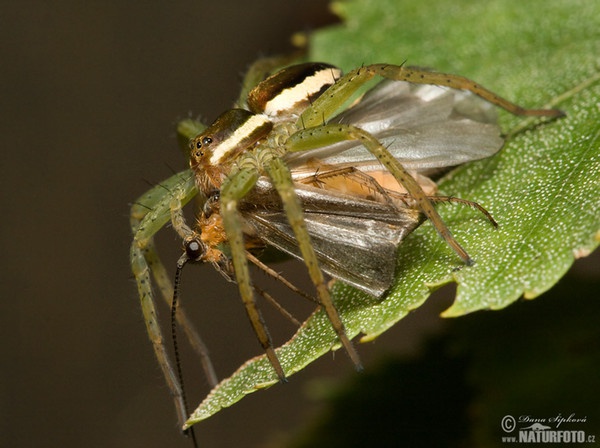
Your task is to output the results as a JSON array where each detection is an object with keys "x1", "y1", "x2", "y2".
[
  {"x1": 285, "y1": 80, "x2": 503, "y2": 172},
  {"x1": 242, "y1": 179, "x2": 420, "y2": 297}
]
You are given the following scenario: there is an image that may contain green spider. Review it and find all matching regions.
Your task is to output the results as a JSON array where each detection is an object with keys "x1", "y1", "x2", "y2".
[{"x1": 130, "y1": 57, "x2": 562, "y2": 429}]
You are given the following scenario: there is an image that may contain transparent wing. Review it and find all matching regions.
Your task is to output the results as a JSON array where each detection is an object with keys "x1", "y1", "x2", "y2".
[
  {"x1": 285, "y1": 80, "x2": 503, "y2": 171},
  {"x1": 242, "y1": 179, "x2": 420, "y2": 297}
]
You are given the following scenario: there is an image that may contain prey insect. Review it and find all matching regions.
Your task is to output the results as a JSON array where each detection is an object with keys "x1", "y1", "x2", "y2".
[{"x1": 130, "y1": 59, "x2": 563, "y2": 430}]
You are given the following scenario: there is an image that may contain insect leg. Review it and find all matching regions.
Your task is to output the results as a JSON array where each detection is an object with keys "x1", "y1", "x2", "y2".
[
  {"x1": 266, "y1": 157, "x2": 363, "y2": 370},
  {"x1": 246, "y1": 251, "x2": 320, "y2": 305},
  {"x1": 253, "y1": 285, "x2": 302, "y2": 327},
  {"x1": 287, "y1": 124, "x2": 474, "y2": 265},
  {"x1": 299, "y1": 64, "x2": 563, "y2": 128},
  {"x1": 298, "y1": 165, "x2": 406, "y2": 211},
  {"x1": 426, "y1": 195, "x2": 499, "y2": 228},
  {"x1": 382, "y1": 190, "x2": 499, "y2": 228},
  {"x1": 219, "y1": 167, "x2": 287, "y2": 381}
]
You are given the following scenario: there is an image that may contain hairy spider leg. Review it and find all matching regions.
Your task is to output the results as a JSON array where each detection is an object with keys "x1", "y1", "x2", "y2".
[
  {"x1": 266, "y1": 157, "x2": 362, "y2": 369},
  {"x1": 287, "y1": 124, "x2": 473, "y2": 264},
  {"x1": 294, "y1": 64, "x2": 563, "y2": 264},
  {"x1": 217, "y1": 151, "x2": 363, "y2": 380},
  {"x1": 300, "y1": 64, "x2": 564, "y2": 129},
  {"x1": 218, "y1": 167, "x2": 287, "y2": 379},
  {"x1": 130, "y1": 170, "x2": 218, "y2": 429}
]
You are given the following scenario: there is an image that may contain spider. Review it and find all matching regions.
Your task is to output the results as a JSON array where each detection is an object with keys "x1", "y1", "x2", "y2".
[{"x1": 130, "y1": 57, "x2": 562, "y2": 429}]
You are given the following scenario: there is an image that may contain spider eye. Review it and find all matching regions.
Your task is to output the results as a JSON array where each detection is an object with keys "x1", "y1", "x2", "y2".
[
  {"x1": 185, "y1": 238, "x2": 204, "y2": 260},
  {"x1": 192, "y1": 136, "x2": 212, "y2": 157}
]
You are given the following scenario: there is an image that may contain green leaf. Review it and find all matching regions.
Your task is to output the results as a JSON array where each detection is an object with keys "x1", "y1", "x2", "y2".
[
  {"x1": 186, "y1": 0, "x2": 600, "y2": 426},
  {"x1": 279, "y1": 276, "x2": 600, "y2": 447}
]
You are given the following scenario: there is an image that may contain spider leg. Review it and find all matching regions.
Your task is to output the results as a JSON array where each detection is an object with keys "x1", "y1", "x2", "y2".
[
  {"x1": 130, "y1": 241, "x2": 188, "y2": 425},
  {"x1": 130, "y1": 171, "x2": 218, "y2": 428},
  {"x1": 266, "y1": 157, "x2": 363, "y2": 370},
  {"x1": 287, "y1": 124, "x2": 475, "y2": 265},
  {"x1": 145, "y1": 241, "x2": 219, "y2": 387},
  {"x1": 367, "y1": 64, "x2": 565, "y2": 117},
  {"x1": 219, "y1": 167, "x2": 287, "y2": 381},
  {"x1": 299, "y1": 64, "x2": 563, "y2": 128}
]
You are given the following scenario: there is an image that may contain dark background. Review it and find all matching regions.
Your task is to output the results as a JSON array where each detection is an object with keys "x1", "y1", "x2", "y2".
[{"x1": 2, "y1": 2, "x2": 598, "y2": 448}]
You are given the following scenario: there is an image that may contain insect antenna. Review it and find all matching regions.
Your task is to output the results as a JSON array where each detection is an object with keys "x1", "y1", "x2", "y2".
[{"x1": 171, "y1": 252, "x2": 198, "y2": 448}]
